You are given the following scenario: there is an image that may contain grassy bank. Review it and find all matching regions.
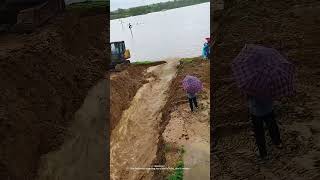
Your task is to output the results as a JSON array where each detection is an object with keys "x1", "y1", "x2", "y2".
[
  {"x1": 131, "y1": 61, "x2": 167, "y2": 66},
  {"x1": 66, "y1": 0, "x2": 107, "y2": 14},
  {"x1": 168, "y1": 147, "x2": 185, "y2": 180},
  {"x1": 132, "y1": 61, "x2": 153, "y2": 65},
  {"x1": 111, "y1": 0, "x2": 209, "y2": 20}
]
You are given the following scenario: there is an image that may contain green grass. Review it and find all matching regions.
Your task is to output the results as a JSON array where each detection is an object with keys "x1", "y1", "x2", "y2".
[
  {"x1": 167, "y1": 146, "x2": 185, "y2": 180},
  {"x1": 66, "y1": 0, "x2": 107, "y2": 13},
  {"x1": 168, "y1": 160, "x2": 184, "y2": 180},
  {"x1": 180, "y1": 146, "x2": 186, "y2": 155},
  {"x1": 164, "y1": 143, "x2": 172, "y2": 153},
  {"x1": 180, "y1": 57, "x2": 202, "y2": 63},
  {"x1": 132, "y1": 61, "x2": 153, "y2": 64},
  {"x1": 179, "y1": 58, "x2": 194, "y2": 63}
]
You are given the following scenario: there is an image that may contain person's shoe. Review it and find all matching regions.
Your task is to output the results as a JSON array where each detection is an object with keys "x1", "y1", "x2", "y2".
[
  {"x1": 257, "y1": 155, "x2": 269, "y2": 164},
  {"x1": 275, "y1": 143, "x2": 283, "y2": 149},
  {"x1": 255, "y1": 149, "x2": 268, "y2": 163}
]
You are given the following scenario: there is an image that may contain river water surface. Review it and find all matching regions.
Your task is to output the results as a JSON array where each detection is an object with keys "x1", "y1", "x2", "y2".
[{"x1": 110, "y1": 2, "x2": 210, "y2": 62}]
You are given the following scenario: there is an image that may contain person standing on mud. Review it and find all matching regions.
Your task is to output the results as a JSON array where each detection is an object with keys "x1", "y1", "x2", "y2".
[
  {"x1": 187, "y1": 92, "x2": 198, "y2": 112},
  {"x1": 232, "y1": 44, "x2": 295, "y2": 161},
  {"x1": 182, "y1": 75, "x2": 203, "y2": 112},
  {"x1": 205, "y1": 37, "x2": 211, "y2": 58},
  {"x1": 202, "y1": 42, "x2": 209, "y2": 60},
  {"x1": 248, "y1": 95, "x2": 283, "y2": 160}
]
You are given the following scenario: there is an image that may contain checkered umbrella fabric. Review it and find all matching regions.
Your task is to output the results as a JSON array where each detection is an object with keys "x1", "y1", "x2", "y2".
[
  {"x1": 231, "y1": 44, "x2": 295, "y2": 98},
  {"x1": 182, "y1": 75, "x2": 203, "y2": 94}
]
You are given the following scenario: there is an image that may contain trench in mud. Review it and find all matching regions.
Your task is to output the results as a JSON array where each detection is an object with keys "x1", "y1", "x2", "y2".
[
  {"x1": 36, "y1": 79, "x2": 107, "y2": 180},
  {"x1": 110, "y1": 60, "x2": 180, "y2": 180}
]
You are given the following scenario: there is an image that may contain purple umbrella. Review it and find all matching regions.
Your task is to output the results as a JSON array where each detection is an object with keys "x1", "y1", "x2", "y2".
[
  {"x1": 182, "y1": 75, "x2": 203, "y2": 94},
  {"x1": 231, "y1": 44, "x2": 295, "y2": 98}
]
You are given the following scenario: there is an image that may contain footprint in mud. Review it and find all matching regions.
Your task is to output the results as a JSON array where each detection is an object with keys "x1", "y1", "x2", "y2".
[{"x1": 180, "y1": 133, "x2": 190, "y2": 140}]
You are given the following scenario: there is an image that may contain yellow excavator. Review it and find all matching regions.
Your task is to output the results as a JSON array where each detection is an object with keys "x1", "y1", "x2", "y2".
[
  {"x1": 0, "y1": 0, "x2": 65, "y2": 33},
  {"x1": 110, "y1": 41, "x2": 131, "y2": 69}
]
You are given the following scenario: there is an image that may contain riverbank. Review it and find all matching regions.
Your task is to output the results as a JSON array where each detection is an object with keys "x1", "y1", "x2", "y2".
[
  {"x1": 110, "y1": 58, "x2": 210, "y2": 180},
  {"x1": 111, "y1": 0, "x2": 209, "y2": 20},
  {"x1": 159, "y1": 57, "x2": 210, "y2": 180}
]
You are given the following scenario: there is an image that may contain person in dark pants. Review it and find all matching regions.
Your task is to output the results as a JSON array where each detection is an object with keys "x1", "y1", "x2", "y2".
[
  {"x1": 248, "y1": 95, "x2": 283, "y2": 160},
  {"x1": 187, "y1": 92, "x2": 198, "y2": 112}
]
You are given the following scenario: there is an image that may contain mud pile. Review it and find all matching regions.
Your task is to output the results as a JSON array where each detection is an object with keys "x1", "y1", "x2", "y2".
[
  {"x1": 153, "y1": 58, "x2": 210, "y2": 180},
  {"x1": 110, "y1": 66, "x2": 147, "y2": 131},
  {"x1": 0, "y1": 11, "x2": 107, "y2": 179},
  {"x1": 212, "y1": 0, "x2": 320, "y2": 179},
  {"x1": 110, "y1": 62, "x2": 165, "y2": 131}
]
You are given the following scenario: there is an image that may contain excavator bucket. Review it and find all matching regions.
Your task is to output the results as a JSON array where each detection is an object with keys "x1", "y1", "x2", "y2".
[{"x1": 124, "y1": 49, "x2": 131, "y2": 59}]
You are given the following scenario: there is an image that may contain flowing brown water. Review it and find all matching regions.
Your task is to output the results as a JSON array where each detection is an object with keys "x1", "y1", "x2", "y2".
[{"x1": 110, "y1": 60, "x2": 179, "y2": 180}]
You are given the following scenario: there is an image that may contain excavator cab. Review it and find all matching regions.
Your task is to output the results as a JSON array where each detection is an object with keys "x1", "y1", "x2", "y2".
[{"x1": 110, "y1": 41, "x2": 130, "y2": 69}]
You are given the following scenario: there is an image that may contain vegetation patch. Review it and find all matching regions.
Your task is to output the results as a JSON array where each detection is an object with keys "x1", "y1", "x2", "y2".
[
  {"x1": 66, "y1": 0, "x2": 107, "y2": 14},
  {"x1": 131, "y1": 61, "x2": 167, "y2": 67},
  {"x1": 180, "y1": 57, "x2": 203, "y2": 63},
  {"x1": 167, "y1": 146, "x2": 185, "y2": 180},
  {"x1": 132, "y1": 61, "x2": 153, "y2": 64}
]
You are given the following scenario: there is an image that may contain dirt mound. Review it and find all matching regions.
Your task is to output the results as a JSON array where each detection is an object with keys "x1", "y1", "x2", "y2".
[
  {"x1": 37, "y1": 79, "x2": 107, "y2": 180},
  {"x1": 212, "y1": 0, "x2": 320, "y2": 179},
  {"x1": 153, "y1": 58, "x2": 210, "y2": 180},
  {"x1": 0, "y1": 11, "x2": 107, "y2": 179},
  {"x1": 110, "y1": 66, "x2": 147, "y2": 131},
  {"x1": 110, "y1": 62, "x2": 165, "y2": 131}
]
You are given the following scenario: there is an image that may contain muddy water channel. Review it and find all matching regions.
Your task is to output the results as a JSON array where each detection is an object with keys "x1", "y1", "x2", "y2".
[{"x1": 110, "y1": 60, "x2": 179, "y2": 180}]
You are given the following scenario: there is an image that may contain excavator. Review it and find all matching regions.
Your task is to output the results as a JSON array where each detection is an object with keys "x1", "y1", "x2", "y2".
[
  {"x1": 110, "y1": 41, "x2": 131, "y2": 69},
  {"x1": 0, "y1": 0, "x2": 65, "y2": 33}
]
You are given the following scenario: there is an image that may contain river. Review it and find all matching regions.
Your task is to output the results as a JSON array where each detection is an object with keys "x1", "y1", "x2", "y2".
[{"x1": 110, "y1": 2, "x2": 210, "y2": 62}]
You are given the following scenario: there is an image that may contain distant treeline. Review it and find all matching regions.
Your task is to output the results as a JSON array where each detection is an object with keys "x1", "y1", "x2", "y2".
[
  {"x1": 111, "y1": 0, "x2": 210, "y2": 20},
  {"x1": 67, "y1": 0, "x2": 109, "y2": 14}
]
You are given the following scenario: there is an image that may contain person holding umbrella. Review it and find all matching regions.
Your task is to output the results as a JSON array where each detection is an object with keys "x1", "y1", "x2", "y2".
[
  {"x1": 231, "y1": 44, "x2": 295, "y2": 160},
  {"x1": 182, "y1": 75, "x2": 203, "y2": 112},
  {"x1": 202, "y1": 42, "x2": 209, "y2": 60},
  {"x1": 202, "y1": 37, "x2": 211, "y2": 60}
]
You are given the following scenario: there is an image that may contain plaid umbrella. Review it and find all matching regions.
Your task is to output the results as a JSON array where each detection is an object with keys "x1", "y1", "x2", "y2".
[
  {"x1": 231, "y1": 44, "x2": 295, "y2": 98},
  {"x1": 182, "y1": 75, "x2": 203, "y2": 94}
]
